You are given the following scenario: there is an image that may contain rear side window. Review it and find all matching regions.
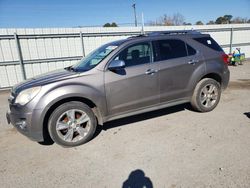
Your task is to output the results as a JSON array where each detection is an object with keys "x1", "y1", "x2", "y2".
[
  {"x1": 193, "y1": 37, "x2": 223, "y2": 52},
  {"x1": 154, "y1": 39, "x2": 187, "y2": 61}
]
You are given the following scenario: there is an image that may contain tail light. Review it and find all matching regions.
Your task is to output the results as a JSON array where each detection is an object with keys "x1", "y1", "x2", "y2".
[{"x1": 222, "y1": 53, "x2": 229, "y2": 65}]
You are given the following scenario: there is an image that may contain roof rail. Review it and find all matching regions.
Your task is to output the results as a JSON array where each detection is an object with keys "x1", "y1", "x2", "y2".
[
  {"x1": 147, "y1": 30, "x2": 201, "y2": 36},
  {"x1": 128, "y1": 34, "x2": 147, "y2": 39}
]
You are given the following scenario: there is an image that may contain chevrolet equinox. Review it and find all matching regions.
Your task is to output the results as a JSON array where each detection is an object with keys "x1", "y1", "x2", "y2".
[{"x1": 6, "y1": 30, "x2": 230, "y2": 147}]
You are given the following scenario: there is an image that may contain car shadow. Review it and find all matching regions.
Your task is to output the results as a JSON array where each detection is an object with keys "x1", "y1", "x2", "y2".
[
  {"x1": 93, "y1": 103, "x2": 192, "y2": 138},
  {"x1": 244, "y1": 112, "x2": 250, "y2": 119},
  {"x1": 39, "y1": 103, "x2": 192, "y2": 146},
  {"x1": 122, "y1": 169, "x2": 153, "y2": 188}
]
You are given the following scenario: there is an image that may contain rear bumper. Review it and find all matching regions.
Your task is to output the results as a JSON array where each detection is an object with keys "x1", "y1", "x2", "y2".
[{"x1": 6, "y1": 109, "x2": 44, "y2": 142}]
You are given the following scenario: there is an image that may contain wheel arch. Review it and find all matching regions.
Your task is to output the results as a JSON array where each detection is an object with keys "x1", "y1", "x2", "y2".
[
  {"x1": 41, "y1": 96, "x2": 104, "y2": 143},
  {"x1": 200, "y1": 72, "x2": 222, "y2": 84}
]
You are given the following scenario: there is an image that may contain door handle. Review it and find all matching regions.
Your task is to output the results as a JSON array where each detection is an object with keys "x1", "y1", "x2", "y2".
[
  {"x1": 188, "y1": 59, "x2": 199, "y2": 65},
  {"x1": 145, "y1": 69, "x2": 158, "y2": 75}
]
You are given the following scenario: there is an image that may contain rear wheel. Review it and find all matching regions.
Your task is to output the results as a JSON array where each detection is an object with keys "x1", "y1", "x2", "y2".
[
  {"x1": 48, "y1": 101, "x2": 97, "y2": 147},
  {"x1": 191, "y1": 78, "x2": 221, "y2": 112}
]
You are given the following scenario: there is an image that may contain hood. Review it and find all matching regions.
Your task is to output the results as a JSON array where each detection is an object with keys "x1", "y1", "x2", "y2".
[{"x1": 12, "y1": 68, "x2": 78, "y2": 95}]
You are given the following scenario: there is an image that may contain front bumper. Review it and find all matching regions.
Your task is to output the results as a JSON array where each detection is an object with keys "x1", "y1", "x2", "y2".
[{"x1": 6, "y1": 108, "x2": 44, "y2": 142}]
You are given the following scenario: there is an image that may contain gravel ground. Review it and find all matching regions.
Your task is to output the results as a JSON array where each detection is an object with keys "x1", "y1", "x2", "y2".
[{"x1": 0, "y1": 62, "x2": 250, "y2": 188}]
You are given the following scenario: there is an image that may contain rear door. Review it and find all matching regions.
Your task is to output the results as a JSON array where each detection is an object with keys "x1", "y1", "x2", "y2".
[
  {"x1": 153, "y1": 39, "x2": 203, "y2": 103},
  {"x1": 104, "y1": 42, "x2": 159, "y2": 117}
]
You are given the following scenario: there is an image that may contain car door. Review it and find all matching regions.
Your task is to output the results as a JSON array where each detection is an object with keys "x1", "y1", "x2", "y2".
[
  {"x1": 153, "y1": 39, "x2": 203, "y2": 103},
  {"x1": 104, "y1": 42, "x2": 159, "y2": 117}
]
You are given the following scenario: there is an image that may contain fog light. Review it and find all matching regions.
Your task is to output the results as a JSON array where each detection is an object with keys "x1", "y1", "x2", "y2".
[{"x1": 16, "y1": 120, "x2": 27, "y2": 130}]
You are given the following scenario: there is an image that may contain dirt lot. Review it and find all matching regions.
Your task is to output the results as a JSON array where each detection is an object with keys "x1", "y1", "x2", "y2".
[{"x1": 0, "y1": 62, "x2": 250, "y2": 188}]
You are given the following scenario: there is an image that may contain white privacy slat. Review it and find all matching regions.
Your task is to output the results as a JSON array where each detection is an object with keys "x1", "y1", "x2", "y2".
[
  {"x1": 5, "y1": 65, "x2": 18, "y2": 86},
  {"x1": 32, "y1": 63, "x2": 42, "y2": 76},
  {"x1": 52, "y1": 38, "x2": 62, "y2": 57},
  {"x1": 24, "y1": 64, "x2": 34, "y2": 79},
  {"x1": 40, "y1": 62, "x2": 49, "y2": 73},
  {"x1": 14, "y1": 65, "x2": 23, "y2": 83},
  {"x1": 19, "y1": 39, "x2": 31, "y2": 60},
  {"x1": 44, "y1": 38, "x2": 55, "y2": 58},
  {"x1": 60, "y1": 38, "x2": 69, "y2": 57},
  {"x1": 1, "y1": 40, "x2": 14, "y2": 61},
  {"x1": 0, "y1": 66, "x2": 10, "y2": 87},
  {"x1": 0, "y1": 40, "x2": 5, "y2": 62},
  {"x1": 36, "y1": 39, "x2": 47, "y2": 59},
  {"x1": 48, "y1": 62, "x2": 57, "y2": 71}
]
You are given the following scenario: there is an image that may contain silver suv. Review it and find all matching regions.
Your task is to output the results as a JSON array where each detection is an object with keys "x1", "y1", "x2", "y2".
[{"x1": 6, "y1": 30, "x2": 230, "y2": 147}]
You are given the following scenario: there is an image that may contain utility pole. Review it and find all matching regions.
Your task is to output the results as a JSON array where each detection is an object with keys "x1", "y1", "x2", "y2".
[
  {"x1": 132, "y1": 3, "x2": 137, "y2": 27},
  {"x1": 141, "y1": 12, "x2": 145, "y2": 34}
]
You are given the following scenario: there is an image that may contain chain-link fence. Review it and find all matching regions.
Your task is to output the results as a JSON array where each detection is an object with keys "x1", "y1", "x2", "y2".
[{"x1": 0, "y1": 24, "x2": 250, "y2": 88}]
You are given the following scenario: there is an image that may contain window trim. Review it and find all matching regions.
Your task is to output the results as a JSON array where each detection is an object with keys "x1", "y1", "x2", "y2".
[{"x1": 185, "y1": 43, "x2": 197, "y2": 56}]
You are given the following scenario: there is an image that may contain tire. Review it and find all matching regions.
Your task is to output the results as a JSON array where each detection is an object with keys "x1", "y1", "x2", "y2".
[
  {"x1": 191, "y1": 78, "x2": 221, "y2": 112},
  {"x1": 48, "y1": 101, "x2": 97, "y2": 147}
]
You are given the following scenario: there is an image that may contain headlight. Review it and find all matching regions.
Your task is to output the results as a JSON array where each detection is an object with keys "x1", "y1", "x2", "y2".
[{"x1": 15, "y1": 86, "x2": 41, "y2": 105}]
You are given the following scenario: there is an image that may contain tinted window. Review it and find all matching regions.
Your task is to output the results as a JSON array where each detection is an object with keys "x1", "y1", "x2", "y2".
[
  {"x1": 154, "y1": 39, "x2": 187, "y2": 61},
  {"x1": 194, "y1": 37, "x2": 223, "y2": 52},
  {"x1": 115, "y1": 43, "x2": 151, "y2": 67},
  {"x1": 187, "y1": 44, "x2": 196, "y2": 56}
]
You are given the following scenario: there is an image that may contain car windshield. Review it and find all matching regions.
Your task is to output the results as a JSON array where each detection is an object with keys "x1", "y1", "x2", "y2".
[{"x1": 71, "y1": 43, "x2": 120, "y2": 72}]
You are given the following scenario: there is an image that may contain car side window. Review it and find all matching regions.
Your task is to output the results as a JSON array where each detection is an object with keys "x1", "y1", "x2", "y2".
[
  {"x1": 114, "y1": 42, "x2": 151, "y2": 67},
  {"x1": 187, "y1": 44, "x2": 196, "y2": 56},
  {"x1": 154, "y1": 39, "x2": 187, "y2": 61}
]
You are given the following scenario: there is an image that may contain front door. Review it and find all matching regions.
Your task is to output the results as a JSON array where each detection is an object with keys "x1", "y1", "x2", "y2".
[{"x1": 104, "y1": 42, "x2": 159, "y2": 117}]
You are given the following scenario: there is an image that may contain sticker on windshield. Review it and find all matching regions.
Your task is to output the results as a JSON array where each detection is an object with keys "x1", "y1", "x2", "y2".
[
  {"x1": 106, "y1": 45, "x2": 118, "y2": 50},
  {"x1": 207, "y1": 40, "x2": 212, "y2": 45}
]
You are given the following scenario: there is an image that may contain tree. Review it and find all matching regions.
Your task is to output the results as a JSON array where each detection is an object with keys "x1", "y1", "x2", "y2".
[
  {"x1": 111, "y1": 22, "x2": 118, "y2": 27},
  {"x1": 196, "y1": 21, "x2": 204, "y2": 25},
  {"x1": 103, "y1": 22, "x2": 118, "y2": 27},
  {"x1": 215, "y1": 16, "x2": 227, "y2": 24},
  {"x1": 224, "y1": 15, "x2": 233, "y2": 23},
  {"x1": 215, "y1": 15, "x2": 233, "y2": 24},
  {"x1": 207, "y1": 20, "x2": 215, "y2": 25},
  {"x1": 103, "y1": 23, "x2": 111, "y2": 27},
  {"x1": 172, "y1": 13, "x2": 185, "y2": 26},
  {"x1": 149, "y1": 13, "x2": 185, "y2": 26},
  {"x1": 183, "y1": 22, "x2": 192, "y2": 25},
  {"x1": 232, "y1": 17, "x2": 248, "y2": 24},
  {"x1": 160, "y1": 14, "x2": 174, "y2": 26}
]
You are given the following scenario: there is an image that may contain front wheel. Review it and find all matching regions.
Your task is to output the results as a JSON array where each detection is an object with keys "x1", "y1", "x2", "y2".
[
  {"x1": 48, "y1": 101, "x2": 97, "y2": 147},
  {"x1": 191, "y1": 78, "x2": 221, "y2": 112}
]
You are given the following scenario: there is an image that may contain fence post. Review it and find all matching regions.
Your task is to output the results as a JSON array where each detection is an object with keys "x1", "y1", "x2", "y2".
[
  {"x1": 14, "y1": 33, "x2": 26, "y2": 80},
  {"x1": 229, "y1": 27, "x2": 233, "y2": 54},
  {"x1": 80, "y1": 32, "x2": 85, "y2": 57}
]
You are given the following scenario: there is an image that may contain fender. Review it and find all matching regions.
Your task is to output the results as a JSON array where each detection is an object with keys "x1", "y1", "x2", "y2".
[
  {"x1": 186, "y1": 61, "x2": 206, "y2": 95},
  {"x1": 34, "y1": 82, "x2": 107, "y2": 128}
]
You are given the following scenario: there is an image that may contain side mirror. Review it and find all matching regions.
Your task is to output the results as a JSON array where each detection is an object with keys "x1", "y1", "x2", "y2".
[{"x1": 108, "y1": 60, "x2": 125, "y2": 71}]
